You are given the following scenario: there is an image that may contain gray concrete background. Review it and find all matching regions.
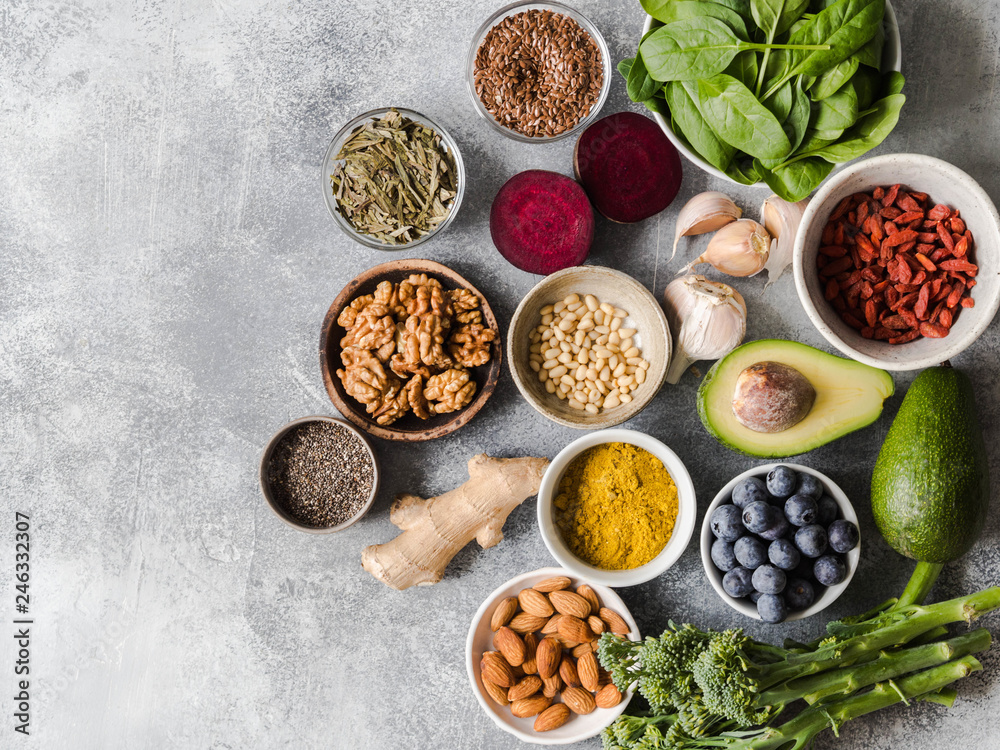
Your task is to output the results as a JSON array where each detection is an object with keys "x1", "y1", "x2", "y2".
[{"x1": 1, "y1": 0, "x2": 999, "y2": 747}]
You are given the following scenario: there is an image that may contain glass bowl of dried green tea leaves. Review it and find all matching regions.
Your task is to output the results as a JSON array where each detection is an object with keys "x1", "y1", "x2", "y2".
[{"x1": 322, "y1": 107, "x2": 466, "y2": 249}]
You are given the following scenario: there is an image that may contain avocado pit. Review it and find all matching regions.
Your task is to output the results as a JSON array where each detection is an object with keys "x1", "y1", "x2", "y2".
[{"x1": 732, "y1": 361, "x2": 816, "y2": 434}]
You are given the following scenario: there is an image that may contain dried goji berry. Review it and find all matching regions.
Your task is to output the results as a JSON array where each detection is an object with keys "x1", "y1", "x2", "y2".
[
  {"x1": 919, "y1": 322, "x2": 949, "y2": 338},
  {"x1": 961, "y1": 297, "x2": 975, "y2": 308}
]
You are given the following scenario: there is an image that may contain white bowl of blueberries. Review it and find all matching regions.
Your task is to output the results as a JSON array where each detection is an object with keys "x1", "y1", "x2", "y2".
[{"x1": 700, "y1": 464, "x2": 861, "y2": 624}]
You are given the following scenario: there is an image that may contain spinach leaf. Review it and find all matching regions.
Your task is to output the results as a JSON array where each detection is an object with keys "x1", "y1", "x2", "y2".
[
  {"x1": 726, "y1": 50, "x2": 760, "y2": 89},
  {"x1": 627, "y1": 52, "x2": 660, "y2": 102},
  {"x1": 697, "y1": 73, "x2": 792, "y2": 159},
  {"x1": 617, "y1": 57, "x2": 635, "y2": 79},
  {"x1": 854, "y1": 21, "x2": 884, "y2": 68},
  {"x1": 809, "y1": 55, "x2": 860, "y2": 100},
  {"x1": 785, "y1": 0, "x2": 884, "y2": 79},
  {"x1": 784, "y1": 77, "x2": 812, "y2": 152},
  {"x1": 758, "y1": 156, "x2": 835, "y2": 201},
  {"x1": 795, "y1": 128, "x2": 839, "y2": 154},
  {"x1": 763, "y1": 79, "x2": 794, "y2": 122},
  {"x1": 725, "y1": 156, "x2": 763, "y2": 184},
  {"x1": 811, "y1": 127, "x2": 846, "y2": 140},
  {"x1": 751, "y1": 0, "x2": 810, "y2": 38},
  {"x1": 850, "y1": 65, "x2": 880, "y2": 109},
  {"x1": 663, "y1": 80, "x2": 737, "y2": 170},
  {"x1": 792, "y1": 86, "x2": 905, "y2": 163},
  {"x1": 812, "y1": 81, "x2": 859, "y2": 129},
  {"x1": 640, "y1": 17, "x2": 833, "y2": 82},
  {"x1": 646, "y1": 0, "x2": 751, "y2": 40},
  {"x1": 711, "y1": 0, "x2": 754, "y2": 17},
  {"x1": 883, "y1": 70, "x2": 905, "y2": 95}
]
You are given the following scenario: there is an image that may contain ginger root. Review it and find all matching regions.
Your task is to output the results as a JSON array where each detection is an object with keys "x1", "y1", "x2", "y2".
[{"x1": 361, "y1": 454, "x2": 549, "y2": 590}]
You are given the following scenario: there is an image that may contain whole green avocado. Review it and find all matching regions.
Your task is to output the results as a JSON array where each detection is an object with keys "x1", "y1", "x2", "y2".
[{"x1": 871, "y1": 365, "x2": 989, "y2": 563}]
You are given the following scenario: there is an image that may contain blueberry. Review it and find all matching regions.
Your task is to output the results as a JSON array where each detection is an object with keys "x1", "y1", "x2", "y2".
[
  {"x1": 814, "y1": 554, "x2": 848, "y2": 586},
  {"x1": 816, "y1": 495, "x2": 839, "y2": 526},
  {"x1": 749, "y1": 590, "x2": 763, "y2": 604},
  {"x1": 757, "y1": 593, "x2": 787, "y2": 623},
  {"x1": 711, "y1": 504, "x2": 745, "y2": 542},
  {"x1": 723, "y1": 566, "x2": 755, "y2": 598},
  {"x1": 828, "y1": 520, "x2": 860, "y2": 553},
  {"x1": 768, "y1": 538, "x2": 801, "y2": 571},
  {"x1": 784, "y1": 494, "x2": 819, "y2": 527},
  {"x1": 734, "y1": 536, "x2": 768, "y2": 569},
  {"x1": 766, "y1": 465, "x2": 798, "y2": 499},
  {"x1": 711, "y1": 539, "x2": 739, "y2": 572},
  {"x1": 794, "y1": 524, "x2": 828, "y2": 558},
  {"x1": 742, "y1": 501, "x2": 778, "y2": 535},
  {"x1": 752, "y1": 564, "x2": 787, "y2": 595},
  {"x1": 796, "y1": 473, "x2": 824, "y2": 499},
  {"x1": 758, "y1": 515, "x2": 790, "y2": 542},
  {"x1": 732, "y1": 477, "x2": 769, "y2": 509},
  {"x1": 785, "y1": 578, "x2": 816, "y2": 610}
]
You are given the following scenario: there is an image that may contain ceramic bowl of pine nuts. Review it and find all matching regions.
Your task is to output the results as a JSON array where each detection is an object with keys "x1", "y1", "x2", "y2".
[
  {"x1": 466, "y1": 567, "x2": 638, "y2": 745},
  {"x1": 508, "y1": 266, "x2": 671, "y2": 429}
]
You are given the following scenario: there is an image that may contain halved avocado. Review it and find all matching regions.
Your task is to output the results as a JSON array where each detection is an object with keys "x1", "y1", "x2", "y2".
[{"x1": 697, "y1": 339, "x2": 894, "y2": 457}]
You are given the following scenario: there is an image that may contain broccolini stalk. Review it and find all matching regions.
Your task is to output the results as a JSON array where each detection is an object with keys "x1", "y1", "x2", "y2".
[{"x1": 760, "y1": 628, "x2": 991, "y2": 707}]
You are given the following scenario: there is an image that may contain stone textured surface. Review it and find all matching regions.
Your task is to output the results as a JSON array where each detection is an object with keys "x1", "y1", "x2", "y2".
[{"x1": 1, "y1": 0, "x2": 998, "y2": 747}]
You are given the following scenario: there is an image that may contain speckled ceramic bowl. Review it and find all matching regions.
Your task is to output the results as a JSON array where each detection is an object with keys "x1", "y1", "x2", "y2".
[
  {"x1": 466, "y1": 567, "x2": 638, "y2": 745},
  {"x1": 700, "y1": 463, "x2": 860, "y2": 622},
  {"x1": 793, "y1": 153, "x2": 1000, "y2": 370},
  {"x1": 508, "y1": 266, "x2": 671, "y2": 429}
]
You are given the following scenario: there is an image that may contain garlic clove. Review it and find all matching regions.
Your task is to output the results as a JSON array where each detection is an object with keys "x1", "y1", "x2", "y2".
[
  {"x1": 683, "y1": 219, "x2": 770, "y2": 277},
  {"x1": 760, "y1": 195, "x2": 810, "y2": 289},
  {"x1": 671, "y1": 191, "x2": 742, "y2": 262},
  {"x1": 663, "y1": 275, "x2": 747, "y2": 384}
]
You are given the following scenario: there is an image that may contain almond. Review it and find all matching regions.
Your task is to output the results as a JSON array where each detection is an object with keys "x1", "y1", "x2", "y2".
[
  {"x1": 576, "y1": 584, "x2": 601, "y2": 615},
  {"x1": 587, "y1": 615, "x2": 606, "y2": 635},
  {"x1": 491, "y1": 596, "x2": 519, "y2": 632},
  {"x1": 541, "y1": 614, "x2": 563, "y2": 634},
  {"x1": 508, "y1": 675, "x2": 543, "y2": 702},
  {"x1": 595, "y1": 682, "x2": 623, "y2": 709},
  {"x1": 557, "y1": 615, "x2": 593, "y2": 644},
  {"x1": 518, "y1": 588, "x2": 555, "y2": 618},
  {"x1": 493, "y1": 626, "x2": 526, "y2": 667},
  {"x1": 522, "y1": 632, "x2": 539, "y2": 674},
  {"x1": 549, "y1": 589, "x2": 592, "y2": 619},
  {"x1": 509, "y1": 612, "x2": 548, "y2": 634},
  {"x1": 534, "y1": 703, "x2": 571, "y2": 732},
  {"x1": 559, "y1": 656, "x2": 581, "y2": 687},
  {"x1": 533, "y1": 576, "x2": 572, "y2": 593},
  {"x1": 536, "y1": 637, "x2": 562, "y2": 679},
  {"x1": 572, "y1": 642, "x2": 593, "y2": 658},
  {"x1": 481, "y1": 679, "x2": 509, "y2": 706},
  {"x1": 600, "y1": 607, "x2": 630, "y2": 635},
  {"x1": 542, "y1": 673, "x2": 563, "y2": 698},
  {"x1": 561, "y1": 686, "x2": 597, "y2": 715},
  {"x1": 510, "y1": 694, "x2": 551, "y2": 718},
  {"x1": 577, "y1": 651, "x2": 600, "y2": 692},
  {"x1": 480, "y1": 651, "x2": 516, "y2": 688}
]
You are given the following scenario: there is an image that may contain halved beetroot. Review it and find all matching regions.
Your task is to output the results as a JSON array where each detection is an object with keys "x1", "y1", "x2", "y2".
[
  {"x1": 573, "y1": 112, "x2": 682, "y2": 223},
  {"x1": 490, "y1": 170, "x2": 594, "y2": 275}
]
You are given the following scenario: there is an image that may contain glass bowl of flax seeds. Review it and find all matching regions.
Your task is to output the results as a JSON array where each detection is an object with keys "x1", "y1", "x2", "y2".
[
  {"x1": 466, "y1": 1, "x2": 612, "y2": 143},
  {"x1": 260, "y1": 416, "x2": 379, "y2": 533}
]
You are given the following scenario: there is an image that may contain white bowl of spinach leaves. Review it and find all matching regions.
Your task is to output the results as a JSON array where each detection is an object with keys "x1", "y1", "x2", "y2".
[{"x1": 625, "y1": 0, "x2": 902, "y2": 202}]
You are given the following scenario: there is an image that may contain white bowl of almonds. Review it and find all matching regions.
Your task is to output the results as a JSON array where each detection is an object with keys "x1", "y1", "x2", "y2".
[
  {"x1": 466, "y1": 568, "x2": 638, "y2": 744},
  {"x1": 508, "y1": 266, "x2": 671, "y2": 428}
]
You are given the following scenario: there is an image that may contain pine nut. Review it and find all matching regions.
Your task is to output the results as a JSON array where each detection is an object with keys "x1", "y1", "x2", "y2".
[
  {"x1": 545, "y1": 379, "x2": 556, "y2": 393},
  {"x1": 549, "y1": 365, "x2": 567, "y2": 378},
  {"x1": 585, "y1": 403, "x2": 599, "y2": 414},
  {"x1": 624, "y1": 347, "x2": 639, "y2": 358},
  {"x1": 529, "y1": 360, "x2": 541, "y2": 372},
  {"x1": 610, "y1": 316, "x2": 622, "y2": 332},
  {"x1": 540, "y1": 304, "x2": 554, "y2": 315},
  {"x1": 569, "y1": 398, "x2": 585, "y2": 410},
  {"x1": 635, "y1": 368, "x2": 646, "y2": 384}
]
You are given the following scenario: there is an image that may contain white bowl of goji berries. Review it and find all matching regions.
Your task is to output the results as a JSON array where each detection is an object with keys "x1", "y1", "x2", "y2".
[{"x1": 793, "y1": 153, "x2": 1000, "y2": 370}]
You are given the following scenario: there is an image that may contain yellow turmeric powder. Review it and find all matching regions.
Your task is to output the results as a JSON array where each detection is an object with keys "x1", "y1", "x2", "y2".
[{"x1": 553, "y1": 442, "x2": 678, "y2": 570}]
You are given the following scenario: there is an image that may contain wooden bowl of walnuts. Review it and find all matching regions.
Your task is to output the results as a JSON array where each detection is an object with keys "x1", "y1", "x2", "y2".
[
  {"x1": 320, "y1": 259, "x2": 502, "y2": 441},
  {"x1": 466, "y1": 567, "x2": 637, "y2": 745}
]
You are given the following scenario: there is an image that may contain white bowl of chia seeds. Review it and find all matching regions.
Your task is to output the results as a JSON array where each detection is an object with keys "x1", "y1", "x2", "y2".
[{"x1": 259, "y1": 415, "x2": 380, "y2": 533}]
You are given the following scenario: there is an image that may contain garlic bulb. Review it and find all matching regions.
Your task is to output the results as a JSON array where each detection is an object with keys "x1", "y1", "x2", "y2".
[
  {"x1": 663, "y1": 275, "x2": 747, "y2": 384},
  {"x1": 671, "y1": 191, "x2": 742, "y2": 261},
  {"x1": 760, "y1": 195, "x2": 810, "y2": 289},
  {"x1": 683, "y1": 219, "x2": 770, "y2": 277}
]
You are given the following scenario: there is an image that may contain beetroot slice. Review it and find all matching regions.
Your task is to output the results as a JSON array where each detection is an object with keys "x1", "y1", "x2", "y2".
[
  {"x1": 573, "y1": 112, "x2": 683, "y2": 223},
  {"x1": 490, "y1": 170, "x2": 594, "y2": 275}
]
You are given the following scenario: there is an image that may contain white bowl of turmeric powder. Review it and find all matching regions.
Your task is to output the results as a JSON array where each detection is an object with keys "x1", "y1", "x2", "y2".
[{"x1": 537, "y1": 429, "x2": 697, "y2": 587}]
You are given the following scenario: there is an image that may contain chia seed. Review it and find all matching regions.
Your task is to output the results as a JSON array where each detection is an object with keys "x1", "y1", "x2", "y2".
[{"x1": 267, "y1": 421, "x2": 375, "y2": 528}]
